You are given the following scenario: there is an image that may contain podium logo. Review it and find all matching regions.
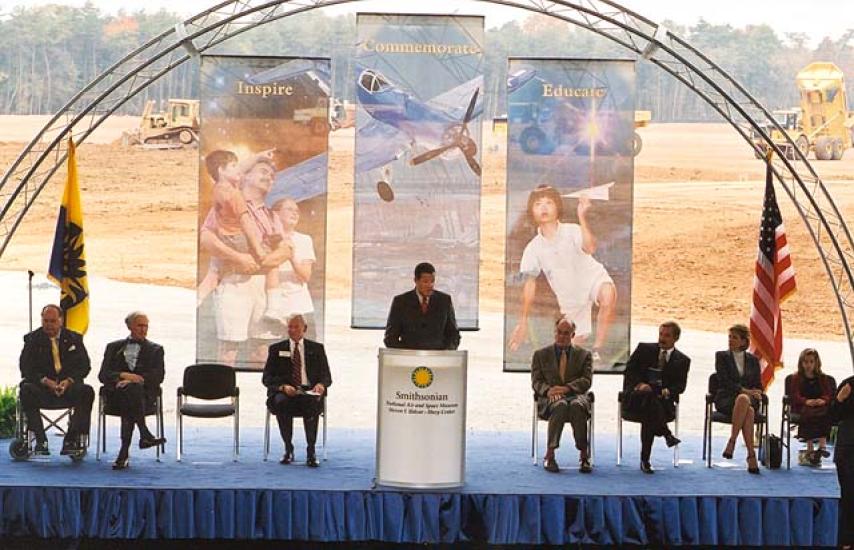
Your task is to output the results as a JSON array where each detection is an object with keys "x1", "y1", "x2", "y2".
[{"x1": 411, "y1": 366, "x2": 434, "y2": 388}]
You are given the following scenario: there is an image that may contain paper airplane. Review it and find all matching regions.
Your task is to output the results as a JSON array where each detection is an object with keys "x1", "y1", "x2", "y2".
[{"x1": 562, "y1": 181, "x2": 615, "y2": 201}]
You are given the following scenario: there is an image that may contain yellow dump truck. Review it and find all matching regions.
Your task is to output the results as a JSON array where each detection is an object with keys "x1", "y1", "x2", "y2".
[{"x1": 754, "y1": 62, "x2": 854, "y2": 160}]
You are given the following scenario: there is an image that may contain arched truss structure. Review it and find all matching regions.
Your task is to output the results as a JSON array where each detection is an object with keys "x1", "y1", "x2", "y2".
[{"x1": 1, "y1": 0, "x2": 852, "y2": 364}]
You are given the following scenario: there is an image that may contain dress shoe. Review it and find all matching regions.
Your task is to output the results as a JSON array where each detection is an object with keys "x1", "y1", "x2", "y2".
[
  {"x1": 33, "y1": 440, "x2": 50, "y2": 456},
  {"x1": 306, "y1": 455, "x2": 320, "y2": 468},
  {"x1": 112, "y1": 454, "x2": 130, "y2": 470},
  {"x1": 819, "y1": 448, "x2": 831, "y2": 458},
  {"x1": 664, "y1": 434, "x2": 681, "y2": 448},
  {"x1": 279, "y1": 452, "x2": 294, "y2": 465},
  {"x1": 579, "y1": 457, "x2": 593, "y2": 474},
  {"x1": 543, "y1": 456, "x2": 559, "y2": 473},
  {"x1": 640, "y1": 460, "x2": 655, "y2": 474},
  {"x1": 139, "y1": 436, "x2": 167, "y2": 450},
  {"x1": 746, "y1": 452, "x2": 760, "y2": 474},
  {"x1": 60, "y1": 438, "x2": 80, "y2": 456}
]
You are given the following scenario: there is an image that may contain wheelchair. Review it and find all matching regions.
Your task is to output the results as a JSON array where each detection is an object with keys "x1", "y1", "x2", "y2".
[{"x1": 8, "y1": 392, "x2": 88, "y2": 462}]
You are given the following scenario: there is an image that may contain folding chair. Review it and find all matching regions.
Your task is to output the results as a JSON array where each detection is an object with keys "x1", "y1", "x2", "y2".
[
  {"x1": 8, "y1": 391, "x2": 88, "y2": 461},
  {"x1": 96, "y1": 385, "x2": 165, "y2": 461},
  {"x1": 263, "y1": 396, "x2": 327, "y2": 461},
  {"x1": 703, "y1": 372, "x2": 768, "y2": 467},
  {"x1": 616, "y1": 391, "x2": 680, "y2": 467},
  {"x1": 531, "y1": 391, "x2": 595, "y2": 466},
  {"x1": 176, "y1": 363, "x2": 239, "y2": 462}
]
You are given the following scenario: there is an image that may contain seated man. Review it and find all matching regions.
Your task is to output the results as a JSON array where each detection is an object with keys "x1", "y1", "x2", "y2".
[
  {"x1": 98, "y1": 311, "x2": 167, "y2": 470},
  {"x1": 622, "y1": 321, "x2": 690, "y2": 473},
  {"x1": 531, "y1": 318, "x2": 593, "y2": 473},
  {"x1": 19, "y1": 304, "x2": 94, "y2": 455},
  {"x1": 262, "y1": 314, "x2": 332, "y2": 467}
]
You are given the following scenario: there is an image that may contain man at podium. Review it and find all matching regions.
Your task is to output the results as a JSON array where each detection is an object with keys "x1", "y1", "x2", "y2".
[{"x1": 383, "y1": 262, "x2": 460, "y2": 351}]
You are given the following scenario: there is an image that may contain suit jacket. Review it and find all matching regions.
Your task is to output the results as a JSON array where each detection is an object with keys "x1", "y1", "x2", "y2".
[
  {"x1": 98, "y1": 338, "x2": 165, "y2": 401},
  {"x1": 262, "y1": 338, "x2": 332, "y2": 398},
  {"x1": 383, "y1": 289, "x2": 460, "y2": 350},
  {"x1": 714, "y1": 349, "x2": 762, "y2": 410},
  {"x1": 20, "y1": 327, "x2": 90, "y2": 385},
  {"x1": 623, "y1": 342, "x2": 690, "y2": 421},
  {"x1": 531, "y1": 344, "x2": 592, "y2": 419},
  {"x1": 831, "y1": 376, "x2": 854, "y2": 452}
]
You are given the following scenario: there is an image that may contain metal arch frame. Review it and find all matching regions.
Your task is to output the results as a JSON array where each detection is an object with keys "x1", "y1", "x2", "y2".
[{"x1": 1, "y1": 0, "x2": 852, "y2": 365}]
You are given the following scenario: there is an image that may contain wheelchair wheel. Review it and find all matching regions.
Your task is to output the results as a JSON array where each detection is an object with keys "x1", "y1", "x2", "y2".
[{"x1": 8, "y1": 438, "x2": 29, "y2": 461}]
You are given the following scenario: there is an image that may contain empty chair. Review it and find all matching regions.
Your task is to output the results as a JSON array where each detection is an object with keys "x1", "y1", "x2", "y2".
[{"x1": 176, "y1": 363, "x2": 239, "y2": 462}]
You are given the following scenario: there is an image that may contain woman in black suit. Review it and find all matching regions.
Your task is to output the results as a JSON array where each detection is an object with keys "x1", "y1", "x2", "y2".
[
  {"x1": 832, "y1": 376, "x2": 854, "y2": 549},
  {"x1": 714, "y1": 323, "x2": 763, "y2": 474}
]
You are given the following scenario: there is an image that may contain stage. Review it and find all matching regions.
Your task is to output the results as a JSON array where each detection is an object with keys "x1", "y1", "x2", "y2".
[{"x1": 0, "y1": 428, "x2": 840, "y2": 546}]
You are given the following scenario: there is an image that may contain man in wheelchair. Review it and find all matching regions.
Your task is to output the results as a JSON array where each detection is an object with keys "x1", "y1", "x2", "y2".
[{"x1": 18, "y1": 304, "x2": 94, "y2": 456}]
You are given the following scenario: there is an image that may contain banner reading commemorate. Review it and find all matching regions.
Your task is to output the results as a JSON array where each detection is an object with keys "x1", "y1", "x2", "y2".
[
  {"x1": 503, "y1": 58, "x2": 635, "y2": 373},
  {"x1": 352, "y1": 14, "x2": 484, "y2": 329},
  {"x1": 197, "y1": 55, "x2": 329, "y2": 370}
]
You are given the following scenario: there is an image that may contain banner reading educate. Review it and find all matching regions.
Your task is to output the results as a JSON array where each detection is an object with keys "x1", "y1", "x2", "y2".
[
  {"x1": 352, "y1": 14, "x2": 484, "y2": 329},
  {"x1": 503, "y1": 58, "x2": 635, "y2": 373},
  {"x1": 197, "y1": 55, "x2": 330, "y2": 369}
]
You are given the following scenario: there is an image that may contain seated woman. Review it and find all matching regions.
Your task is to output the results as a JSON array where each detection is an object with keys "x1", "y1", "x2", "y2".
[
  {"x1": 98, "y1": 311, "x2": 166, "y2": 469},
  {"x1": 714, "y1": 323, "x2": 763, "y2": 474},
  {"x1": 790, "y1": 348, "x2": 834, "y2": 466}
]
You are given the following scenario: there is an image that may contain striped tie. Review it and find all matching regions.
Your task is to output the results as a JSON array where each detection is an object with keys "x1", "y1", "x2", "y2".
[{"x1": 292, "y1": 343, "x2": 302, "y2": 386}]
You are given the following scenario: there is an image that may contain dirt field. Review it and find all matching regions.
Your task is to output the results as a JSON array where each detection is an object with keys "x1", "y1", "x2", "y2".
[{"x1": 2, "y1": 116, "x2": 854, "y2": 339}]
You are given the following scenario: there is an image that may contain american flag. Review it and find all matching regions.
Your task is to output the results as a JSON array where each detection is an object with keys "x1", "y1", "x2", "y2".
[{"x1": 750, "y1": 160, "x2": 796, "y2": 389}]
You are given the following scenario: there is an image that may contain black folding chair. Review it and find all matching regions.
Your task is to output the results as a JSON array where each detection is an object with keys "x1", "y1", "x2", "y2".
[
  {"x1": 616, "y1": 390, "x2": 680, "y2": 467},
  {"x1": 176, "y1": 363, "x2": 239, "y2": 462},
  {"x1": 531, "y1": 391, "x2": 595, "y2": 466},
  {"x1": 703, "y1": 372, "x2": 768, "y2": 467},
  {"x1": 263, "y1": 395, "x2": 327, "y2": 461},
  {"x1": 96, "y1": 385, "x2": 165, "y2": 461},
  {"x1": 781, "y1": 374, "x2": 836, "y2": 469}
]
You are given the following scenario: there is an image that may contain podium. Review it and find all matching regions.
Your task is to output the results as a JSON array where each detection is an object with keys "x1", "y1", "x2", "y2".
[{"x1": 376, "y1": 348, "x2": 468, "y2": 488}]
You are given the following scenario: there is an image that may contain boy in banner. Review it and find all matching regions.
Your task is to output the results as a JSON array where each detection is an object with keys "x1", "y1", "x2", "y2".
[
  {"x1": 508, "y1": 184, "x2": 616, "y2": 362},
  {"x1": 197, "y1": 149, "x2": 286, "y2": 319}
]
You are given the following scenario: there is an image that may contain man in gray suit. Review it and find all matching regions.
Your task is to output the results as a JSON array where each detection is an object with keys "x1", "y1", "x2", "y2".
[{"x1": 531, "y1": 318, "x2": 593, "y2": 473}]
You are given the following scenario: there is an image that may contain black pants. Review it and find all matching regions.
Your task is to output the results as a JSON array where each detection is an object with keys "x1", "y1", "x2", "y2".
[
  {"x1": 105, "y1": 384, "x2": 155, "y2": 448},
  {"x1": 624, "y1": 391, "x2": 674, "y2": 461},
  {"x1": 837, "y1": 445, "x2": 854, "y2": 546},
  {"x1": 268, "y1": 392, "x2": 323, "y2": 456},
  {"x1": 20, "y1": 382, "x2": 94, "y2": 441},
  {"x1": 545, "y1": 397, "x2": 588, "y2": 452}
]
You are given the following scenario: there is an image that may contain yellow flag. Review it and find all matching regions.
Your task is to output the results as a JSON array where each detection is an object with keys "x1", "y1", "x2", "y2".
[{"x1": 47, "y1": 137, "x2": 89, "y2": 334}]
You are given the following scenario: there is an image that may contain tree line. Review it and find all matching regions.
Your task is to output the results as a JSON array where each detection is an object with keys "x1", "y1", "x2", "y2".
[{"x1": 0, "y1": 4, "x2": 850, "y2": 121}]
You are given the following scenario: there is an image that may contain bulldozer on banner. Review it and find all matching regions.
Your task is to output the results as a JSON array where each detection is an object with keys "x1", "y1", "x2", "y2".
[
  {"x1": 753, "y1": 62, "x2": 854, "y2": 161},
  {"x1": 123, "y1": 99, "x2": 199, "y2": 148}
]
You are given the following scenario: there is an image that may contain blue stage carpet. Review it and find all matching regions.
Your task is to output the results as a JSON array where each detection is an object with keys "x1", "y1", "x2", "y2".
[{"x1": 0, "y1": 429, "x2": 840, "y2": 546}]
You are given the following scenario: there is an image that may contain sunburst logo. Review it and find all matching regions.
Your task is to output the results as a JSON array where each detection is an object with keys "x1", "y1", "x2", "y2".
[{"x1": 411, "y1": 366, "x2": 433, "y2": 388}]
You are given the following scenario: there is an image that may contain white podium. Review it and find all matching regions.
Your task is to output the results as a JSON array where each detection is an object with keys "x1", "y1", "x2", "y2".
[{"x1": 375, "y1": 348, "x2": 468, "y2": 488}]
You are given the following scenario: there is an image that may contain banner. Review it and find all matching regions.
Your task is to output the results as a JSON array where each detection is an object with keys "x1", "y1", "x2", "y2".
[
  {"x1": 352, "y1": 14, "x2": 484, "y2": 329},
  {"x1": 197, "y1": 55, "x2": 329, "y2": 369},
  {"x1": 503, "y1": 59, "x2": 635, "y2": 373}
]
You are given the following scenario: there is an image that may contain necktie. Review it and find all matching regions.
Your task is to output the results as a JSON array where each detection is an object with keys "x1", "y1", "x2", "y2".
[
  {"x1": 292, "y1": 342, "x2": 302, "y2": 386},
  {"x1": 559, "y1": 348, "x2": 568, "y2": 383},
  {"x1": 420, "y1": 295, "x2": 429, "y2": 314},
  {"x1": 658, "y1": 349, "x2": 667, "y2": 369},
  {"x1": 51, "y1": 337, "x2": 62, "y2": 374}
]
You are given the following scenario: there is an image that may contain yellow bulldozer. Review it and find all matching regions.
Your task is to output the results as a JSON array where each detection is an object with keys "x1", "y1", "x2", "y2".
[
  {"x1": 124, "y1": 99, "x2": 200, "y2": 148},
  {"x1": 754, "y1": 62, "x2": 854, "y2": 161}
]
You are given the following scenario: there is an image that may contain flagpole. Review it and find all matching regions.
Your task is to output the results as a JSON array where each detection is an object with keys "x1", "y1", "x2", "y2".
[{"x1": 27, "y1": 269, "x2": 34, "y2": 332}]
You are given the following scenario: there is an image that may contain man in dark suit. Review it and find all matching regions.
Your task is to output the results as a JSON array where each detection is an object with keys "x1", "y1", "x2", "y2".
[
  {"x1": 262, "y1": 314, "x2": 332, "y2": 467},
  {"x1": 831, "y1": 377, "x2": 854, "y2": 548},
  {"x1": 622, "y1": 321, "x2": 690, "y2": 473},
  {"x1": 98, "y1": 311, "x2": 166, "y2": 469},
  {"x1": 383, "y1": 262, "x2": 460, "y2": 351},
  {"x1": 531, "y1": 318, "x2": 593, "y2": 473},
  {"x1": 19, "y1": 304, "x2": 94, "y2": 455}
]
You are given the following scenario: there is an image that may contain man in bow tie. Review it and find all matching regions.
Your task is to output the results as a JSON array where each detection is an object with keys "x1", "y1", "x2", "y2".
[
  {"x1": 19, "y1": 304, "x2": 94, "y2": 456},
  {"x1": 262, "y1": 314, "x2": 332, "y2": 467}
]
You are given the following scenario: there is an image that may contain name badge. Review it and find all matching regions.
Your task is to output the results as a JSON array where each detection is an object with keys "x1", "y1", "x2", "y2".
[
  {"x1": 279, "y1": 350, "x2": 291, "y2": 358},
  {"x1": 68, "y1": 345, "x2": 76, "y2": 352}
]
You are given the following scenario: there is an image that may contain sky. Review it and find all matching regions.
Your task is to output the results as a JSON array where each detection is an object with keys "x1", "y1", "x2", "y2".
[{"x1": 3, "y1": 0, "x2": 853, "y2": 46}]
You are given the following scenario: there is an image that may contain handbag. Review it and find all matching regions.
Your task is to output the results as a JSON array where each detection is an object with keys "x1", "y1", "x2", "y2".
[{"x1": 767, "y1": 434, "x2": 782, "y2": 469}]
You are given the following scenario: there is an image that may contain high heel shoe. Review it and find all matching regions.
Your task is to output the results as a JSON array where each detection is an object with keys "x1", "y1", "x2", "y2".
[
  {"x1": 722, "y1": 438, "x2": 736, "y2": 460},
  {"x1": 746, "y1": 452, "x2": 760, "y2": 474}
]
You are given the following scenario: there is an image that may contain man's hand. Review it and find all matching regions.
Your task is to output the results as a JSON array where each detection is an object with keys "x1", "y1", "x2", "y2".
[
  {"x1": 55, "y1": 378, "x2": 73, "y2": 396},
  {"x1": 838, "y1": 383, "x2": 852, "y2": 403},
  {"x1": 119, "y1": 372, "x2": 145, "y2": 384},
  {"x1": 634, "y1": 383, "x2": 653, "y2": 393},
  {"x1": 312, "y1": 383, "x2": 326, "y2": 396},
  {"x1": 661, "y1": 388, "x2": 671, "y2": 399},
  {"x1": 235, "y1": 253, "x2": 260, "y2": 274},
  {"x1": 508, "y1": 321, "x2": 528, "y2": 352},
  {"x1": 547, "y1": 386, "x2": 567, "y2": 402},
  {"x1": 281, "y1": 384, "x2": 298, "y2": 397},
  {"x1": 42, "y1": 377, "x2": 58, "y2": 393}
]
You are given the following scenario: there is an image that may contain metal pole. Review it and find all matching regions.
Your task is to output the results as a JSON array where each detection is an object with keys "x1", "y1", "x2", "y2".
[{"x1": 27, "y1": 270, "x2": 34, "y2": 332}]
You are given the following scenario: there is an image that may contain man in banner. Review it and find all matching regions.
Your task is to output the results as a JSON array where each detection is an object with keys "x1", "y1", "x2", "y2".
[
  {"x1": 509, "y1": 185, "x2": 616, "y2": 362},
  {"x1": 19, "y1": 304, "x2": 94, "y2": 455},
  {"x1": 262, "y1": 314, "x2": 331, "y2": 467},
  {"x1": 384, "y1": 262, "x2": 460, "y2": 351},
  {"x1": 531, "y1": 318, "x2": 593, "y2": 473},
  {"x1": 48, "y1": 137, "x2": 89, "y2": 334}
]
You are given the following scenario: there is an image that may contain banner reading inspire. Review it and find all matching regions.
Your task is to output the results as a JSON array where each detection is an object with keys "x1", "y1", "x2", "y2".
[
  {"x1": 352, "y1": 14, "x2": 484, "y2": 329},
  {"x1": 197, "y1": 55, "x2": 330, "y2": 370},
  {"x1": 504, "y1": 59, "x2": 635, "y2": 373}
]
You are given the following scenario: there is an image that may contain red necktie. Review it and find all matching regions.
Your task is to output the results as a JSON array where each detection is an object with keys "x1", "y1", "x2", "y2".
[
  {"x1": 292, "y1": 343, "x2": 302, "y2": 386},
  {"x1": 420, "y1": 295, "x2": 429, "y2": 314}
]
